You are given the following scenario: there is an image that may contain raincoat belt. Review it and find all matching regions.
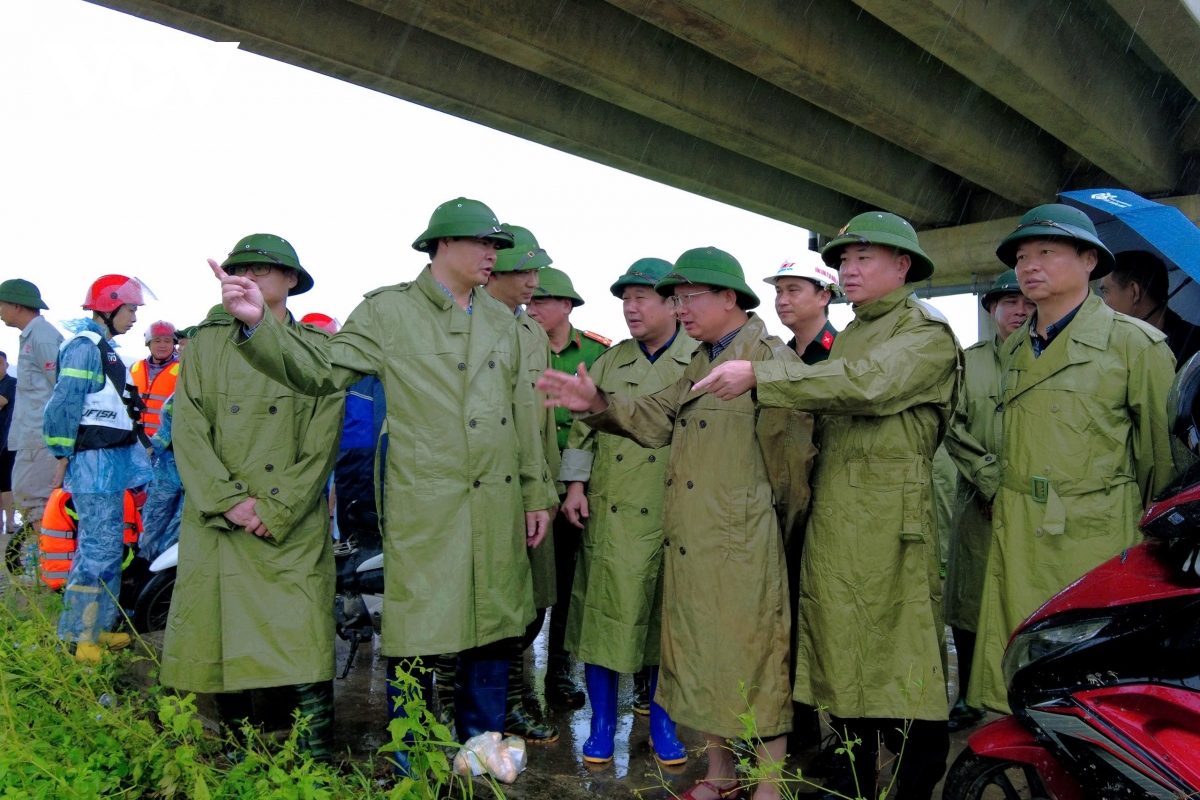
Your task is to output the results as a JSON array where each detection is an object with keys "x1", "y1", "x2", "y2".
[{"x1": 999, "y1": 471, "x2": 1136, "y2": 499}]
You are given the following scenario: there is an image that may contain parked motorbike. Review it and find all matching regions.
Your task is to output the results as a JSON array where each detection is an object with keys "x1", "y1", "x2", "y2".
[
  {"x1": 944, "y1": 355, "x2": 1200, "y2": 800},
  {"x1": 131, "y1": 499, "x2": 386, "y2": 679}
]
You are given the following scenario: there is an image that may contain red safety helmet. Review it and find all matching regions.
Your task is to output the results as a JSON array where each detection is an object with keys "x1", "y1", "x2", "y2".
[
  {"x1": 143, "y1": 320, "x2": 177, "y2": 344},
  {"x1": 82, "y1": 275, "x2": 154, "y2": 313},
  {"x1": 300, "y1": 312, "x2": 340, "y2": 335}
]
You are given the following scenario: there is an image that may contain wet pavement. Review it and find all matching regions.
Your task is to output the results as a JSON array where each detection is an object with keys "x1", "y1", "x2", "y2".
[{"x1": 327, "y1": 622, "x2": 983, "y2": 799}]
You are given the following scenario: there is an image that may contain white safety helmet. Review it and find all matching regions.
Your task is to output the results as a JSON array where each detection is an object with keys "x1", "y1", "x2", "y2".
[{"x1": 763, "y1": 259, "x2": 842, "y2": 294}]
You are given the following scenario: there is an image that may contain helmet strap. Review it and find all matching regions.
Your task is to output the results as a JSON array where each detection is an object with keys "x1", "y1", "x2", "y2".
[{"x1": 95, "y1": 309, "x2": 120, "y2": 339}]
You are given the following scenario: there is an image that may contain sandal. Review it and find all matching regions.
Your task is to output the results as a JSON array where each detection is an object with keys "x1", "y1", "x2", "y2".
[{"x1": 678, "y1": 779, "x2": 743, "y2": 800}]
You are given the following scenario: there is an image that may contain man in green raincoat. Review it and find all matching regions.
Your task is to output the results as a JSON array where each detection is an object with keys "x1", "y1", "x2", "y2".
[
  {"x1": 540, "y1": 248, "x2": 800, "y2": 800},
  {"x1": 476, "y1": 223, "x2": 560, "y2": 743},
  {"x1": 696, "y1": 213, "x2": 961, "y2": 800},
  {"x1": 526, "y1": 266, "x2": 609, "y2": 707},
  {"x1": 162, "y1": 235, "x2": 344, "y2": 761},
  {"x1": 941, "y1": 270, "x2": 1034, "y2": 732},
  {"x1": 968, "y1": 205, "x2": 1177, "y2": 714},
  {"x1": 211, "y1": 199, "x2": 555, "y2": 750},
  {"x1": 558, "y1": 258, "x2": 697, "y2": 766}
]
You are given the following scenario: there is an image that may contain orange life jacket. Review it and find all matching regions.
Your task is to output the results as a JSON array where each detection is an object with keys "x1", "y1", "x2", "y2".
[
  {"x1": 130, "y1": 359, "x2": 179, "y2": 437},
  {"x1": 38, "y1": 488, "x2": 142, "y2": 590}
]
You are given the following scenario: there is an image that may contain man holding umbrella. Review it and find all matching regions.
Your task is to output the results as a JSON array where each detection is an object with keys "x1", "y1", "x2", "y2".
[
  {"x1": 967, "y1": 204, "x2": 1177, "y2": 714},
  {"x1": 1100, "y1": 250, "x2": 1200, "y2": 368}
]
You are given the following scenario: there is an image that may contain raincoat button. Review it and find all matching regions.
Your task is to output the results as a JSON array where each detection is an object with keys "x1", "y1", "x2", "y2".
[
  {"x1": 458, "y1": 362, "x2": 466, "y2": 371},
  {"x1": 270, "y1": 488, "x2": 278, "y2": 495},
  {"x1": 231, "y1": 405, "x2": 240, "y2": 413},
  {"x1": 501, "y1": 417, "x2": 507, "y2": 425},
  {"x1": 648, "y1": 455, "x2": 655, "y2": 462},
  {"x1": 473, "y1": 480, "x2": 481, "y2": 488},
  {"x1": 268, "y1": 406, "x2": 277, "y2": 414},
  {"x1": 611, "y1": 505, "x2": 618, "y2": 513},
  {"x1": 680, "y1": 419, "x2": 687, "y2": 427},
  {"x1": 235, "y1": 482, "x2": 243, "y2": 490},
  {"x1": 679, "y1": 546, "x2": 686, "y2": 555},
  {"x1": 1051, "y1": 403, "x2": 1060, "y2": 412},
  {"x1": 616, "y1": 454, "x2": 623, "y2": 461},
  {"x1": 825, "y1": 507, "x2": 833, "y2": 516},
  {"x1": 1043, "y1": 466, "x2": 1051, "y2": 475},
  {"x1": 1001, "y1": 459, "x2": 1009, "y2": 469},
  {"x1": 686, "y1": 480, "x2": 693, "y2": 489},
  {"x1": 667, "y1": 478, "x2": 673, "y2": 486},
  {"x1": 505, "y1": 475, "x2": 512, "y2": 483},
  {"x1": 663, "y1": 538, "x2": 670, "y2": 547},
  {"x1": 489, "y1": 360, "x2": 495, "y2": 368},
  {"x1": 641, "y1": 507, "x2": 648, "y2": 515},
  {"x1": 265, "y1": 464, "x2": 274, "y2": 472},
  {"x1": 984, "y1": 455, "x2": 993, "y2": 462},
  {"x1": 699, "y1": 420, "x2": 707, "y2": 428},
  {"x1": 1035, "y1": 528, "x2": 1044, "y2": 537},
  {"x1": 469, "y1": 419, "x2": 477, "y2": 428}
]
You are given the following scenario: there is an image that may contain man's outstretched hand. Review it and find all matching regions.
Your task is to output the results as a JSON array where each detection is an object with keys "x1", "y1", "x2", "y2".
[
  {"x1": 537, "y1": 363, "x2": 606, "y2": 414},
  {"x1": 209, "y1": 259, "x2": 266, "y2": 329},
  {"x1": 691, "y1": 360, "x2": 757, "y2": 400}
]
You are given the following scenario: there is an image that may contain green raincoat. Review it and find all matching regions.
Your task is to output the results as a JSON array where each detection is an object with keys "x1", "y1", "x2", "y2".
[
  {"x1": 942, "y1": 336, "x2": 1004, "y2": 633},
  {"x1": 583, "y1": 315, "x2": 796, "y2": 738},
  {"x1": 232, "y1": 267, "x2": 557, "y2": 656},
  {"x1": 517, "y1": 308, "x2": 559, "y2": 609},
  {"x1": 969, "y1": 294, "x2": 1176, "y2": 712},
  {"x1": 161, "y1": 308, "x2": 344, "y2": 693},
  {"x1": 754, "y1": 286, "x2": 961, "y2": 722},
  {"x1": 560, "y1": 329, "x2": 697, "y2": 673}
]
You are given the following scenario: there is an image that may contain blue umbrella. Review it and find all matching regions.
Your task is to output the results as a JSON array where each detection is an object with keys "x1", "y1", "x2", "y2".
[{"x1": 1058, "y1": 189, "x2": 1200, "y2": 325}]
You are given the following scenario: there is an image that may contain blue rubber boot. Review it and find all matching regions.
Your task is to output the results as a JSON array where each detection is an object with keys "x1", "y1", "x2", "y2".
[
  {"x1": 386, "y1": 658, "x2": 433, "y2": 777},
  {"x1": 649, "y1": 666, "x2": 688, "y2": 766},
  {"x1": 454, "y1": 658, "x2": 509, "y2": 741},
  {"x1": 582, "y1": 663, "x2": 618, "y2": 763}
]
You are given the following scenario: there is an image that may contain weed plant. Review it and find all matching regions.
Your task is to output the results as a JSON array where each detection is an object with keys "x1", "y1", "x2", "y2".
[{"x1": 0, "y1": 579, "x2": 494, "y2": 799}]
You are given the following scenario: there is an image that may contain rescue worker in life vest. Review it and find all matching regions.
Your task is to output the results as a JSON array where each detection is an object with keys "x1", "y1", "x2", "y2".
[
  {"x1": 941, "y1": 270, "x2": 1034, "y2": 732},
  {"x1": 695, "y1": 213, "x2": 962, "y2": 800},
  {"x1": 540, "y1": 248, "x2": 801, "y2": 800},
  {"x1": 131, "y1": 320, "x2": 179, "y2": 438},
  {"x1": 211, "y1": 199, "x2": 555, "y2": 757},
  {"x1": 43, "y1": 274, "x2": 155, "y2": 663},
  {"x1": 968, "y1": 205, "x2": 1177, "y2": 714},
  {"x1": 558, "y1": 257, "x2": 696, "y2": 766},
  {"x1": 161, "y1": 235, "x2": 344, "y2": 761}
]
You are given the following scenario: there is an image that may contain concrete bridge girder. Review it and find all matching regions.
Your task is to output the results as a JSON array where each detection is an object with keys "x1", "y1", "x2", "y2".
[
  {"x1": 348, "y1": 0, "x2": 967, "y2": 225},
  {"x1": 853, "y1": 0, "x2": 1184, "y2": 194},
  {"x1": 605, "y1": 0, "x2": 1062, "y2": 210},
  {"x1": 87, "y1": 0, "x2": 868, "y2": 234}
]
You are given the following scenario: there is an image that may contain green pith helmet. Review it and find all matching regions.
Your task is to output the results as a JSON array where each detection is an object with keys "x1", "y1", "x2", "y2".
[
  {"x1": 610, "y1": 257, "x2": 674, "y2": 298},
  {"x1": 412, "y1": 198, "x2": 515, "y2": 254},
  {"x1": 995, "y1": 203, "x2": 1114, "y2": 279},
  {"x1": 493, "y1": 224, "x2": 552, "y2": 273},
  {"x1": 981, "y1": 269, "x2": 1023, "y2": 310},
  {"x1": 654, "y1": 246, "x2": 760, "y2": 309},
  {"x1": 821, "y1": 211, "x2": 935, "y2": 283},
  {"x1": 0, "y1": 278, "x2": 48, "y2": 310},
  {"x1": 221, "y1": 233, "x2": 313, "y2": 295},
  {"x1": 532, "y1": 267, "x2": 584, "y2": 306}
]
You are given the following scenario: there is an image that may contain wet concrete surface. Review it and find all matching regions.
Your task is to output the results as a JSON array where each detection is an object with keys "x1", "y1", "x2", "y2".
[{"x1": 327, "y1": 621, "x2": 985, "y2": 799}]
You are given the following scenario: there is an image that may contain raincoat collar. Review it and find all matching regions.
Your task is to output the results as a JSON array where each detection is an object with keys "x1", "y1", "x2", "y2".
[
  {"x1": 1004, "y1": 294, "x2": 1112, "y2": 402},
  {"x1": 852, "y1": 285, "x2": 915, "y2": 322}
]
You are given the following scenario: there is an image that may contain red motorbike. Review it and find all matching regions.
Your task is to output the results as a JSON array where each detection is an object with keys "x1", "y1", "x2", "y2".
[{"x1": 943, "y1": 355, "x2": 1200, "y2": 800}]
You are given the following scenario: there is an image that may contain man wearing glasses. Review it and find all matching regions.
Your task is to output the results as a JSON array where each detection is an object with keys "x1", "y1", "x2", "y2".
[
  {"x1": 693, "y1": 213, "x2": 961, "y2": 800},
  {"x1": 162, "y1": 234, "x2": 344, "y2": 761},
  {"x1": 210, "y1": 200, "x2": 555, "y2": 761},
  {"x1": 538, "y1": 247, "x2": 804, "y2": 800},
  {"x1": 967, "y1": 205, "x2": 1176, "y2": 715}
]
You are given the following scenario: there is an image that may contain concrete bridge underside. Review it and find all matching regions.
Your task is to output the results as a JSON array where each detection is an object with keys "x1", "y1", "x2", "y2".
[{"x1": 88, "y1": 0, "x2": 1200, "y2": 289}]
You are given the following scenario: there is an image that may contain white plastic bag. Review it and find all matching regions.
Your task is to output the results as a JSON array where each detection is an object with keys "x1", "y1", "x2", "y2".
[{"x1": 451, "y1": 732, "x2": 528, "y2": 784}]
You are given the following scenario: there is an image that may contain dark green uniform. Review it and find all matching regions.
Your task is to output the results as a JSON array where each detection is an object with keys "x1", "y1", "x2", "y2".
[{"x1": 550, "y1": 328, "x2": 611, "y2": 450}]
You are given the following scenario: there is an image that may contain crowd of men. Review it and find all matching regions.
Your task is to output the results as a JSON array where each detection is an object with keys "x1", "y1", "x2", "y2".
[{"x1": 0, "y1": 194, "x2": 1193, "y2": 800}]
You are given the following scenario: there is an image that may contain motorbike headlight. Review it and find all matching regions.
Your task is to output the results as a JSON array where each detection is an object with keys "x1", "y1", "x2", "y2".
[{"x1": 1001, "y1": 618, "x2": 1110, "y2": 689}]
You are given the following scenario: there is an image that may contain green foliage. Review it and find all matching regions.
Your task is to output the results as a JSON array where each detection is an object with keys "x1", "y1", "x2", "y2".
[{"x1": 0, "y1": 581, "x2": 492, "y2": 799}]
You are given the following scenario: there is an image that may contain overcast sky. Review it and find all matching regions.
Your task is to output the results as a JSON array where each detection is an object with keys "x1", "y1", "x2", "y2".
[{"x1": 0, "y1": 0, "x2": 980, "y2": 368}]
